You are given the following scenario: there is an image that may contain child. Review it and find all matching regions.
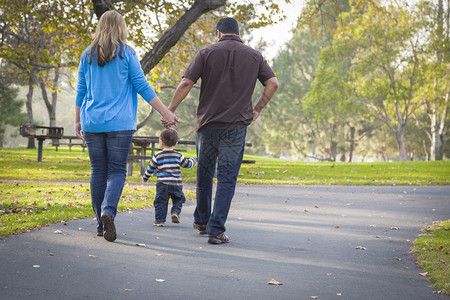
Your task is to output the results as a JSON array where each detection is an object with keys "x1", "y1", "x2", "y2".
[{"x1": 143, "y1": 129, "x2": 197, "y2": 226}]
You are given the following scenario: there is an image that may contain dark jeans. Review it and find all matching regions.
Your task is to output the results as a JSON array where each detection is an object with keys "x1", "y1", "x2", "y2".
[
  {"x1": 84, "y1": 130, "x2": 133, "y2": 233},
  {"x1": 154, "y1": 182, "x2": 186, "y2": 222},
  {"x1": 194, "y1": 127, "x2": 247, "y2": 237}
]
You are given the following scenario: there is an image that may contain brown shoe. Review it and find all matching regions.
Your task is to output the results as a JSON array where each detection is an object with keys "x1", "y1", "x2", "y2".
[
  {"x1": 171, "y1": 212, "x2": 180, "y2": 223},
  {"x1": 100, "y1": 213, "x2": 116, "y2": 242},
  {"x1": 154, "y1": 221, "x2": 165, "y2": 227},
  {"x1": 193, "y1": 223, "x2": 207, "y2": 235},
  {"x1": 208, "y1": 233, "x2": 229, "y2": 244}
]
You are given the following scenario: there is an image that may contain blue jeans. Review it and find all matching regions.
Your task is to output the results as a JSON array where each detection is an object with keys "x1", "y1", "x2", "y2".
[
  {"x1": 194, "y1": 127, "x2": 247, "y2": 237},
  {"x1": 84, "y1": 130, "x2": 133, "y2": 233},
  {"x1": 154, "y1": 182, "x2": 186, "y2": 222}
]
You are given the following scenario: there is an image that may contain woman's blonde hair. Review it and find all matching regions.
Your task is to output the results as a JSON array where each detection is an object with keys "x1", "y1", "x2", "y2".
[{"x1": 89, "y1": 10, "x2": 129, "y2": 67}]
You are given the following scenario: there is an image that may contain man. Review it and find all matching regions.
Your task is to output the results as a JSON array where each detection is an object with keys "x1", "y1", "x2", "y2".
[{"x1": 167, "y1": 17, "x2": 278, "y2": 244}]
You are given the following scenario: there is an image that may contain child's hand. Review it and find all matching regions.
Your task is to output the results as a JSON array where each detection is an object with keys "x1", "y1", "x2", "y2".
[{"x1": 190, "y1": 157, "x2": 198, "y2": 166}]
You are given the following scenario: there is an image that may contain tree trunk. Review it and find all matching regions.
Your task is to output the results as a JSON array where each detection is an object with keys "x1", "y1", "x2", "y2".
[
  {"x1": 395, "y1": 129, "x2": 408, "y2": 161},
  {"x1": 39, "y1": 69, "x2": 60, "y2": 144},
  {"x1": 430, "y1": 0, "x2": 447, "y2": 160},
  {"x1": 330, "y1": 141, "x2": 337, "y2": 162},
  {"x1": 423, "y1": 140, "x2": 430, "y2": 161},
  {"x1": 430, "y1": 93, "x2": 448, "y2": 160},
  {"x1": 26, "y1": 71, "x2": 35, "y2": 149},
  {"x1": 50, "y1": 68, "x2": 59, "y2": 128},
  {"x1": 136, "y1": 107, "x2": 154, "y2": 131},
  {"x1": 348, "y1": 126, "x2": 355, "y2": 162}
]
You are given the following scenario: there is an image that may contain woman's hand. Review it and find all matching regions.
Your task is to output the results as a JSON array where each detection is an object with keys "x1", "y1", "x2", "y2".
[
  {"x1": 161, "y1": 111, "x2": 178, "y2": 128},
  {"x1": 75, "y1": 106, "x2": 84, "y2": 140},
  {"x1": 75, "y1": 121, "x2": 84, "y2": 140}
]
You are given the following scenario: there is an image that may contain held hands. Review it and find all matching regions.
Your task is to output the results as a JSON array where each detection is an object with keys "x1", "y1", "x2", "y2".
[{"x1": 161, "y1": 111, "x2": 178, "y2": 129}]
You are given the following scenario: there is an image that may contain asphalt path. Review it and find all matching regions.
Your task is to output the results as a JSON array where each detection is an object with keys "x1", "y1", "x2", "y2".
[{"x1": 1, "y1": 184, "x2": 449, "y2": 300}]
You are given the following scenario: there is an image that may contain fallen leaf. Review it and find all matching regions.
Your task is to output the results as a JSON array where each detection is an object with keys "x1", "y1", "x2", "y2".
[
  {"x1": 336, "y1": 293, "x2": 342, "y2": 296},
  {"x1": 375, "y1": 235, "x2": 382, "y2": 238},
  {"x1": 155, "y1": 253, "x2": 162, "y2": 256},
  {"x1": 78, "y1": 228, "x2": 84, "y2": 231},
  {"x1": 314, "y1": 206, "x2": 319, "y2": 208},
  {"x1": 136, "y1": 243, "x2": 146, "y2": 247},
  {"x1": 229, "y1": 270, "x2": 234, "y2": 273},
  {"x1": 49, "y1": 253, "x2": 55, "y2": 256},
  {"x1": 155, "y1": 279, "x2": 165, "y2": 282},
  {"x1": 391, "y1": 227, "x2": 400, "y2": 230},
  {"x1": 355, "y1": 246, "x2": 367, "y2": 250},
  {"x1": 334, "y1": 226, "x2": 340, "y2": 228},
  {"x1": 310, "y1": 296, "x2": 319, "y2": 299},
  {"x1": 53, "y1": 230, "x2": 63, "y2": 234},
  {"x1": 327, "y1": 273, "x2": 332, "y2": 276},
  {"x1": 419, "y1": 272, "x2": 428, "y2": 276},
  {"x1": 33, "y1": 265, "x2": 40, "y2": 268},
  {"x1": 124, "y1": 289, "x2": 132, "y2": 292},
  {"x1": 88, "y1": 255, "x2": 98, "y2": 258},
  {"x1": 267, "y1": 278, "x2": 283, "y2": 285},
  {"x1": 304, "y1": 209, "x2": 309, "y2": 212}
]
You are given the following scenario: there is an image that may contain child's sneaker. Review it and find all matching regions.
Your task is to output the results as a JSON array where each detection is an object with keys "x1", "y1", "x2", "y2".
[
  {"x1": 154, "y1": 221, "x2": 164, "y2": 227},
  {"x1": 171, "y1": 212, "x2": 180, "y2": 223}
]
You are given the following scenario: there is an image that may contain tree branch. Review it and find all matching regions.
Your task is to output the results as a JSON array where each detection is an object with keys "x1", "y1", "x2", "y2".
[{"x1": 140, "y1": 0, "x2": 226, "y2": 74}]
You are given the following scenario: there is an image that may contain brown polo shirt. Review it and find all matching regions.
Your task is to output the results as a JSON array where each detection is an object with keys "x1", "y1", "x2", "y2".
[{"x1": 183, "y1": 35, "x2": 276, "y2": 131}]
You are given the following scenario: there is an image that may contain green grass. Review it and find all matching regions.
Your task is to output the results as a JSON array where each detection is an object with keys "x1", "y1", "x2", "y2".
[
  {"x1": 412, "y1": 221, "x2": 450, "y2": 295},
  {"x1": 0, "y1": 181, "x2": 195, "y2": 236},
  {"x1": 1, "y1": 147, "x2": 449, "y2": 185}
]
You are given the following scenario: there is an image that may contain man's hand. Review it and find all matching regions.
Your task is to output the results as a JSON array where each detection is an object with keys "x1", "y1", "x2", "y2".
[
  {"x1": 252, "y1": 109, "x2": 261, "y2": 121},
  {"x1": 161, "y1": 111, "x2": 179, "y2": 128}
]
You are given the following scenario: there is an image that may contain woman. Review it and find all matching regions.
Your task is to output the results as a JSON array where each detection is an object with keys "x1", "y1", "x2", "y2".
[{"x1": 75, "y1": 10, "x2": 177, "y2": 242}]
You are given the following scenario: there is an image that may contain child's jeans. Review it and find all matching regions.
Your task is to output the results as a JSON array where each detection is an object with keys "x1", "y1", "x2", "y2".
[{"x1": 154, "y1": 182, "x2": 186, "y2": 222}]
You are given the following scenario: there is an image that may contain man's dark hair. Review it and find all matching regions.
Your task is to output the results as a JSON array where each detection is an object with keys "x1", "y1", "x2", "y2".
[
  {"x1": 216, "y1": 17, "x2": 239, "y2": 35},
  {"x1": 160, "y1": 129, "x2": 178, "y2": 147}
]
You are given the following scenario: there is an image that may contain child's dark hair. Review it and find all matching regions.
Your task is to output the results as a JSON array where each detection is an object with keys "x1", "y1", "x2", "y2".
[{"x1": 160, "y1": 129, "x2": 178, "y2": 147}]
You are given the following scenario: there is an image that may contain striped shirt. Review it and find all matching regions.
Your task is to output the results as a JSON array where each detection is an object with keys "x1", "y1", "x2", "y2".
[{"x1": 142, "y1": 150, "x2": 197, "y2": 185}]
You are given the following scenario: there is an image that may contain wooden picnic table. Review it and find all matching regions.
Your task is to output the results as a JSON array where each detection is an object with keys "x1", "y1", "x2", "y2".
[
  {"x1": 128, "y1": 136, "x2": 195, "y2": 176},
  {"x1": 19, "y1": 125, "x2": 64, "y2": 162},
  {"x1": 53, "y1": 136, "x2": 87, "y2": 152},
  {"x1": 127, "y1": 136, "x2": 254, "y2": 177}
]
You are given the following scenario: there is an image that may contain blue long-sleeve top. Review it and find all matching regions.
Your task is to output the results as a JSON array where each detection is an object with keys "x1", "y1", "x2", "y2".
[{"x1": 75, "y1": 44, "x2": 156, "y2": 132}]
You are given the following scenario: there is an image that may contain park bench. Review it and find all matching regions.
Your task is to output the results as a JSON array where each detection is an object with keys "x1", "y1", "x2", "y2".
[{"x1": 53, "y1": 136, "x2": 87, "y2": 152}]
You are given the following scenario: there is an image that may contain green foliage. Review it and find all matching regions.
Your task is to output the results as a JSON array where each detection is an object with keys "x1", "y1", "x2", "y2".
[
  {"x1": 0, "y1": 83, "x2": 26, "y2": 144},
  {"x1": 0, "y1": 0, "x2": 92, "y2": 71},
  {"x1": 303, "y1": 0, "x2": 436, "y2": 161},
  {"x1": 260, "y1": 24, "x2": 324, "y2": 159},
  {"x1": 412, "y1": 220, "x2": 450, "y2": 295}
]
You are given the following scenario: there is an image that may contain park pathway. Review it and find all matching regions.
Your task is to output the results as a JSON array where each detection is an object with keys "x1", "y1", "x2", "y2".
[{"x1": 0, "y1": 184, "x2": 449, "y2": 300}]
